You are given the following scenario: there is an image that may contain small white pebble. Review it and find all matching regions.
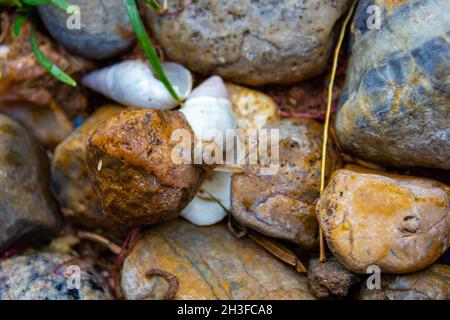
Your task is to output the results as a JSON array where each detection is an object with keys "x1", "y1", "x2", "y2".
[{"x1": 97, "y1": 159, "x2": 103, "y2": 172}]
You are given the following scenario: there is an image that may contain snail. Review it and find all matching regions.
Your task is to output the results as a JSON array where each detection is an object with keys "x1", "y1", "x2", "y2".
[
  {"x1": 178, "y1": 76, "x2": 236, "y2": 226},
  {"x1": 180, "y1": 171, "x2": 231, "y2": 226},
  {"x1": 82, "y1": 60, "x2": 192, "y2": 110},
  {"x1": 181, "y1": 76, "x2": 237, "y2": 154}
]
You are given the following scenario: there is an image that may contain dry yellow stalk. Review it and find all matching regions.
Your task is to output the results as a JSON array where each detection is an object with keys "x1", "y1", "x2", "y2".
[{"x1": 319, "y1": 0, "x2": 358, "y2": 262}]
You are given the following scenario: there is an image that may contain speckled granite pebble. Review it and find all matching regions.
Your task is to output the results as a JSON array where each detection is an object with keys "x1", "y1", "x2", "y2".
[{"x1": 0, "y1": 252, "x2": 112, "y2": 300}]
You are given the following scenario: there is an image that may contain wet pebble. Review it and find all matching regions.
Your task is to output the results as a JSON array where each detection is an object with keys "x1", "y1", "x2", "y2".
[
  {"x1": 0, "y1": 115, "x2": 61, "y2": 252},
  {"x1": 51, "y1": 106, "x2": 122, "y2": 230},
  {"x1": 317, "y1": 166, "x2": 450, "y2": 274},
  {"x1": 38, "y1": 0, "x2": 134, "y2": 60},
  {"x1": 86, "y1": 109, "x2": 204, "y2": 227},
  {"x1": 231, "y1": 118, "x2": 340, "y2": 250}
]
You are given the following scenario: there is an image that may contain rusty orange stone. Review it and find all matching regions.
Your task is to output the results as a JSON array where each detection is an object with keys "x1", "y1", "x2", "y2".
[{"x1": 317, "y1": 166, "x2": 450, "y2": 274}]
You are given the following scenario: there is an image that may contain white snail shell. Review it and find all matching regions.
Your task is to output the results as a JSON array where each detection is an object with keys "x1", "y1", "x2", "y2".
[
  {"x1": 180, "y1": 76, "x2": 237, "y2": 151},
  {"x1": 181, "y1": 171, "x2": 231, "y2": 226},
  {"x1": 82, "y1": 60, "x2": 192, "y2": 110}
]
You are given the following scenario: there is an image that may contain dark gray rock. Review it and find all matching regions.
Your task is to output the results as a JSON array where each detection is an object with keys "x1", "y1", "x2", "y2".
[
  {"x1": 0, "y1": 252, "x2": 112, "y2": 300},
  {"x1": 143, "y1": 0, "x2": 352, "y2": 86},
  {"x1": 336, "y1": 0, "x2": 450, "y2": 170},
  {"x1": 0, "y1": 115, "x2": 61, "y2": 252},
  {"x1": 39, "y1": 0, "x2": 134, "y2": 60}
]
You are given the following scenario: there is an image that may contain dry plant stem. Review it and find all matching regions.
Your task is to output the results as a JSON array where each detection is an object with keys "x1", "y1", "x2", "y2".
[
  {"x1": 248, "y1": 231, "x2": 307, "y2": 273},
  {"x1": 0, "y1": 12, "x2": 9, "y2": 44},
  {"x1": 146, "y1": 268, "x2": 179, "y2": 300},
  {"x1": 77, "y1": 231, "x2": 122, "y2": 255},
  {"x1": 319, "y1": 0, "x2": 358, "y2": 263}
]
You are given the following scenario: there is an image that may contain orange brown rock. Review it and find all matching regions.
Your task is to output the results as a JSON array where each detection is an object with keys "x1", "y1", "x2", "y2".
[
  {"x1": 51, "y1": 105, "x2": 123, "y2": 229},
  {"x1": 317, "y1": 166, "x2": 450, "y2": 274},
  {"x1": 86, "y1": 109, "x2": 203, "y2": 227}
]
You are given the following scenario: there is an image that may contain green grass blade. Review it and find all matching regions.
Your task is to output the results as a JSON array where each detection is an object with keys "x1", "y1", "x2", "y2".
[
  {"x1": 124, "y1": 0, "x2": 181, "y2": 103},
  {"x1": 30, "y1": 25, "x2": 77, "y2": 87},
  {"x1": 144, "y1": 0, "x2": 163, "y2": 11},
  {"x1": 22, "y1": 0, "x2": 70, "y2": 11},
  {"x1": 201, "y1": 189, "x2": 231, "y2": 214},
  {"x1": 13, "y1": 14, "x2": 28, "y2": 37}
]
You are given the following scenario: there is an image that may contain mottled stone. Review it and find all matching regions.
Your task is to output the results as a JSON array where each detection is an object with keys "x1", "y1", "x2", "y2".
[
  {"x1": 0, "y1": 101, "x2": 73, "y2": 148},
  {"x1": 317, "y1": 166, "x2": 450, "y2": 274},
  {"x1": 121, "y1": 219, "x2": 316, "y2": 300},
  {"x1": 358, "y1": 264, "x2": 450, "y2": 300},
  {"x1": 86, "y1": 109, "x2": 203, "y2": 227},
  {"x1": 51, "y1": 106, "x2": 122, "y2": 229},
  {"x1": 143, "y1": 0, "x2": 352, "y2": 86},
  {"x1": 336, "y1": 0, "x2": 450, "y2": 169},
  {"x1": 0, "y1": 252, "x2": 112, "y2": 300},
  {"x1": 231, "y1": 118, "x2": 340, "y2": 250},
  {"x1": 0, "y1": 115, "x2": 61, "y2": 252},
  {"x1": 226, "y1": 83, "x2": 278, "y2": 129},
  {"x1": 39, "y1": 0, "x2": 134, "y2": 60},
  {"x1": 308, "y1": 256, "x2": 361, "y2": 299}
]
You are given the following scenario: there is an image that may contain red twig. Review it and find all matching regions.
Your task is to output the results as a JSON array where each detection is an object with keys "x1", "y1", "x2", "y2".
[
  {"x1": 0, "y1": 246, "x2": 24, "y2": 261},
  {"x1": 113, "y1": 227, "x2": 141, "y2": 299}
]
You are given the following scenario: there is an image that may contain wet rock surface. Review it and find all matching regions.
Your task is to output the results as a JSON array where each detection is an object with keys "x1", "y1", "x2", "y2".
[
  {"x1": 0, "y1": 101, "x2": 73, "y2": 148},
  {"x1": 121, "y1": 219, "x2": 316, "y2": 300},
  {"x1": 39, "y1": 0, "x2": 134, "y2": 60},
  {"x1": 308, "y1": 256, "x2": 361, "y2": 299},
  {"x1": 231, "y1": 118, "x2": 340, "y2": 250},
  {"x1": 0, "y1": 252, "x2": 112, "y2": 300},
  {"x1": 86, "y1": 109, "x2": 203, "y2": 227},
  {"x1": 143, "y1": 0, "x2": 352, "y2": 86},
  {"x1": 51, "y1": 106, "x2": 122, "y2": 230},
  {"x1": 358, "y1": 264, "x2": 450, "y2": 300},
  {"x1": 317, "y1": 166, "x2": 450, "y2": 274},
  {"x1": 336, "y1": 0, "x2": 450, "y2": 170},
  {"x1": 0, "y1": 115, "x2": 61, "y2": 252}
]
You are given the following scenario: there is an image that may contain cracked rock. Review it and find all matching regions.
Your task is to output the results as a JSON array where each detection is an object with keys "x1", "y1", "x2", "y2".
[
  {"x1": 336, "y1": 0, "x2": 450, "y2": 170},
  {"x1": 121, "y1": 219, "x2": 316, "y2": 300},
  {"x1": 143, "y1": 0, "x2": 352, "y2": 86},
  {"x1": 317, "y1": 166, "x2": 450, "y2": 274}
]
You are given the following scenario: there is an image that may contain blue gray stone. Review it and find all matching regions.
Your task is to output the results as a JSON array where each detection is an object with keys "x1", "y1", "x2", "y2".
[
  {"x1": 39, "y1": 0, "x2": 134, "y2": 60},
  {"x1": 336, "y1": 0, "x2": 450, "y2": 170}
]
